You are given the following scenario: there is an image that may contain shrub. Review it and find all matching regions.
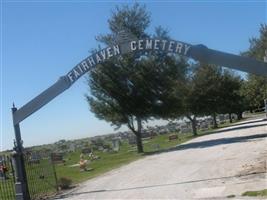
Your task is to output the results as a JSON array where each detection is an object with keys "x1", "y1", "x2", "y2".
[{"x1": 58, "y1": 177, "x2": 72, "y2": 189}]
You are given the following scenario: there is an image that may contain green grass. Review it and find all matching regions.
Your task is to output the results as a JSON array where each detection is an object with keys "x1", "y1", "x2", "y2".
[
  {"x1": 242, "y1": 189, "x2": 267, "y2": 197},
  {"x1": 0, "y1": 178, "x2": 15, "y2": 200},
  {"x1": 226, "y1": 194, "x2": 236, "y2": 198},
  {"x1": 55, "y1": 133, "x2": 190, "y2": 185},
  {"x1": 25, "y1": 159, "x2": 58, "y2": 199},
  {"x1": 55, "y1": 143, "x2": 141, "y2": 183}
]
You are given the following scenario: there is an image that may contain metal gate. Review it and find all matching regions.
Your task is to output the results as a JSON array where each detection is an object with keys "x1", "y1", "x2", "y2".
[{"x1": 0, "y1": 155, "x2": 16, "y2": 200}]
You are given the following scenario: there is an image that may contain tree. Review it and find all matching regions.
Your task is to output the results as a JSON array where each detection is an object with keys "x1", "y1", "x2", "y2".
[
  {"x1": 241, "y1": 74, "x2": 267, "y2": 111},
  {"x1": 243, "y1": 24, "x2": 267, "y2": 60},
  {"x1": 218, "y1": 70, "x2": 244, "y2": 122},
  {"x1": 86, "y1": 3, "x2": 188, "y2": 153},
  {"x1": 241, "y1": 24, "x2": 267, "y2": 111},
  {"x1": 188, "y1": 64, "x2": 224, "y2": 128},
  {"x1": 181, "y1": 67, "x2": 199, "y2": 136}
]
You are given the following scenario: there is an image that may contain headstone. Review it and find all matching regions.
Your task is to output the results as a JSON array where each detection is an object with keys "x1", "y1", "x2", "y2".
[
  {"x1": 200, "y1": 122, "x2": 209, "y2": 130},
  {"x1": 98, "y1": 146, "x2": 104, "y2": 151},
  {"x1": 218, "y1": 115, "x2": 225, "y2": 123},
  {"x1": 169, "y1": 134, "x2": 178, "y2": 141},
  {"x1": 81, "y1": 148, "x2": 92, "y2": 154},
  {"x1": 103, "y1": 144, "x2": 111, "y2": 150},
  {"x1": 150, "y1": 132, "x2": 157, "y2": 137},
  {"x1": 24, "y1": 151, "x2": 41, "y2": 164},
  {"x1": 180, "y1": 127, "x2": 191, "y2": 134},
  {"x1": 142, "y1": 132, "x2": 151, "y2": 138},
  {"x1": 128, "y1": 137, "x2": 136, "y2": 145},
  {"x1": 232, "y1": 114, "x2": 238, "y2": 120},
  {"x1": 112, "y1": 138, "x2": 120, "y2": 152},
  {"x1": 264, "y1": 99, "x2": 267, "y2": 118},
  {"x1": 51, "y1": 153, "x2": 64, "y2": 163},
  {"x1": 103, "y1": 149, "x2": 108, "y2": 153},
  {"x1": 69, "y1": 143, "x2": 76, "y2": 152},
  {"x1": 151, "y1": 144, "x2": 160, "y2": 151}
]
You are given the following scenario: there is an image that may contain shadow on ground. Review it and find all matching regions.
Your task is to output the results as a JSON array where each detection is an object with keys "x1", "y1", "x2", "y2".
[
  {"x1": 54, "y1": 171, "x2": 266, "y2": 199},
  {"x1": 225, "y1": 118, "x2": 266, "y2": 128},
  {"x1": 208, "y1": 120, "x2": 267, "y2": 134},
  {"x1": 145, "y1": 121, "x2": 267, "y2": 156},
  {"x1": 176, "y1": 133, "x2": 267, "y2": 150}
]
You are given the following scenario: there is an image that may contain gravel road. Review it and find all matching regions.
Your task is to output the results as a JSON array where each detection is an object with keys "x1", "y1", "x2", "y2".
[{"x1": 56, "y1": 117, "x2": 267, "y2": 199}]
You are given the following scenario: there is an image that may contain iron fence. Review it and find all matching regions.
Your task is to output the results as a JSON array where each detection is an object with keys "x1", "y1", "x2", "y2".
[
  {"x1": 0, "y1": 152, "x2": 58, "y2": 200},
  {"x1": 24, "y1": 152, "x2": 58, "y2": 200},
  {"x1": 0, "y1": 155, "x2": 15, "y2": 200}
]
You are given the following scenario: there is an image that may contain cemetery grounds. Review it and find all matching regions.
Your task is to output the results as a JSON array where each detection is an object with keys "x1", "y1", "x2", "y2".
[{"x1": 1, "y1": 113, "x2": 265, "y2": 199}]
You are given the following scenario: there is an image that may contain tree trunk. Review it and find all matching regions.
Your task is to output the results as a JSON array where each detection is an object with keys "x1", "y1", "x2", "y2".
[
  {"x1": 212, "y1": 113, "x2": 218, "y2": 129},
  {"x1": 237, "y1": 112, "x2": 242, "y2": 120},
  {"x1": 186, "y1": 115, "x2": 197, "y2": 136},
  {"x1": 229, "y1": 113, "x2": 233, "y2": 123},
  {"x1": 192, "y1": 116, "x2": 197, "y2": 136},
  {"x1": 136, "y1": 117, "x2": 143, "y2": 153}
]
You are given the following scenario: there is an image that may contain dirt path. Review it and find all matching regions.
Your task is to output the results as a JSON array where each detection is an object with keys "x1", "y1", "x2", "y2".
[{"x1": 56, "y1": 117, "x2": 267, "y2": 199}]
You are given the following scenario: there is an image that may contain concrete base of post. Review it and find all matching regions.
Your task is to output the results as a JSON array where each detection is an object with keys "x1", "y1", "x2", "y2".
[
  {"x1": 11, "y1": 151, "x2": 30, "y2": 200},
  {"x1": 15, "y1": 182, "x2": 24, "y2": 200}
]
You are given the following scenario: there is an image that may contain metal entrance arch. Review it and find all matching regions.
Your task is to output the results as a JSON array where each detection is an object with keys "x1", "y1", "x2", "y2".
[
  {"x1": 12, "y1": 36, "x2": 267, "y2": 126},
  {"x1": 11, "y1": 32, "x2": 267, "y2": 199}
]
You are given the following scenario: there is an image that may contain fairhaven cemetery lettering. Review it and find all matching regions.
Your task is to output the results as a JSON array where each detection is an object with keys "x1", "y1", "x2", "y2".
[{"x1": 67, "y1": 39, "x2": 192, "y2": 84}]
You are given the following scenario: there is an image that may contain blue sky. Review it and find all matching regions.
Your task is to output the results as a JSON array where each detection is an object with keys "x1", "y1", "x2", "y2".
[{"x1": 1, "y1": 1, "x2": 266, "y2": 151}]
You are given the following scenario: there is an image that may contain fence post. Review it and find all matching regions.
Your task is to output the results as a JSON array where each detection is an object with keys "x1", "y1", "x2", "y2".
[
  {"x1": 51, "y1": 154, "x2": 59, "y2": 191},
  {"x1": 12, "y1": 104, "x2": 31, "y2": 200},
  {"x1": 264, "y1": 99, "x2": 267, "y2": 119}
]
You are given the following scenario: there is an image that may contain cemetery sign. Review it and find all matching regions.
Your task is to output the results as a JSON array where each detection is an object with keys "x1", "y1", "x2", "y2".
[{"x1": 13, "y1": 32, "x2": 267, "y2": 126}]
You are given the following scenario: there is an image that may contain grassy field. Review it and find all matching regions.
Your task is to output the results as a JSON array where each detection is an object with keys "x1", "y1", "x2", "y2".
[
  {"x1": 26, "y1": 159, "x2": 58, "y2": 199},
  {"x1": 55, "y1": 142, "x2": 141, "y2": 183}
]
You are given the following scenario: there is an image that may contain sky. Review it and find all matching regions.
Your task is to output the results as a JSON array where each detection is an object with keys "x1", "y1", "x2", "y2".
[{"x1": 1, "y1": 0, "x2": 266, "y2": 151}]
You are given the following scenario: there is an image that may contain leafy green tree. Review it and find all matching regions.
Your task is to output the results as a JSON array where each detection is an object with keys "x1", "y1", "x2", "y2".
[
  {"x1": 184, "y1": 66, "x2": 246, "y2": 133},
  {"x1": 188, "y1": 64, "x2": 224, "y2": 128},
  {"x1": 240, "y1": 24, "x2": 267, "y2": 111},
  {"x1": 218, "y1": 70, "x2": 245, "y2": 122},
  {"x1": 241, "y1": 74, "x2": 267, "y2": 111},
  {"x1": 243, "y1": 24, "x2": 267, "y2": 60},
  {"x1": 181, "y1": 68, "x2": 199, "y2": 135},
  {"x1": 86, "y1": 3, "x2": 187, "y2": 153}
]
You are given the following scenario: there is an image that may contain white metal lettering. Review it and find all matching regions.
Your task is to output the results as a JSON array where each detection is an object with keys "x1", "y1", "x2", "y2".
[
  {"x1": 154, "y1": 39, "x2": 160, "y2": 50},
  {"x1": 146, "y1": 40, "x2": 153, "y2": 49},
  {"x1": 138, "y1": 40, "x2": 144, "y2": 50},
  {"x1": 130, "y1": 41, "x2": 137, "y2": 51},
  {"x1": 175, "y1": 43, "x2": 183, "y2": 54},
  {"x1": 168, "y1": 41, "x2": 175, "y2": 52}
]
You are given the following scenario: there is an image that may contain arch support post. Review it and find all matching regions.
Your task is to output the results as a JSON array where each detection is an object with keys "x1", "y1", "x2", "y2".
[{"x1": 12, "y1": 105, "x2": 31, "y2": 200}]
